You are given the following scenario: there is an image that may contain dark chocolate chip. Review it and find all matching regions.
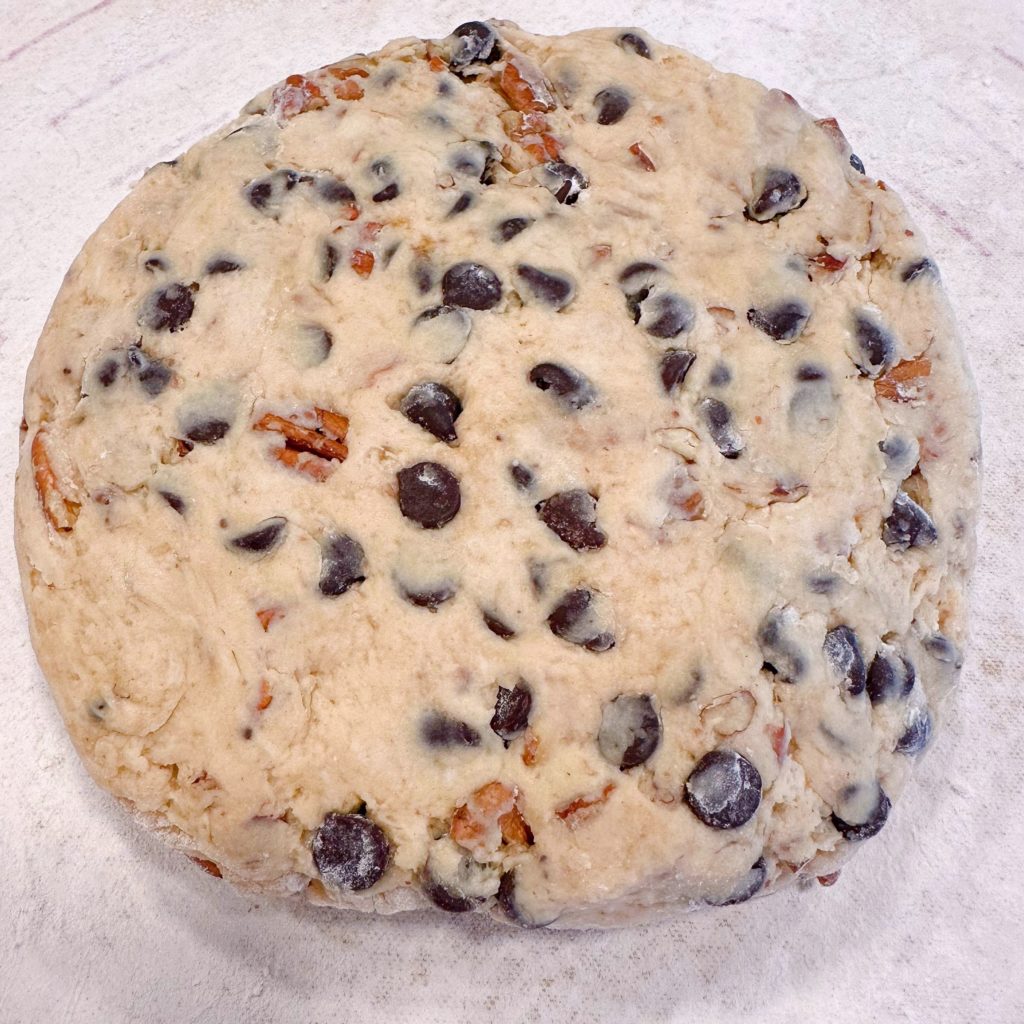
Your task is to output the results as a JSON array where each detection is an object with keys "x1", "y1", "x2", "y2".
[
  {"x1": 831, "y1": 786, "x2": 890, "y2": 841},
  {"x1": 420, "y1": 711, "x2": 481, "y2": 748},
  {"x1": 413, "y1": 261, "x2": 433, "y2": 294},
  {"x1": 699, "y1": 397, "x2": 744, "y2": 458},
  {"x1": 849, "y1": 152, "x2": 865, "y2": 174},
  {"x1": 618, "y1": 261, "x2": 662, "y2": 287},
  {"x1": 301, "y1": 325, "x2": 333, "y2": 365},
  {"x1": 922, "y1": 632, "x2": 963, "y2": 669},
  {"x1": 540, "y1": 161, "x2": 589, "y2": 205},
  {"x1": 528, "y1": 363, "x2": 596, "y2": 410},
  {"x1": 710, "y1": 857, "x2": 768, "y2": 907},
  {"x1": 483, "y1": 611, "x2": 516, "y2": 639},
  {"x1": 317, "y1": 176, "x2": 356, "y2": 204},
  {"x1": 547, "y1": 589, "x2": 615, "y2": 652},
  {"x1": 708, "y1": 363, "x2": 731, "y2": 387},
  {"x1": 490, "y1": 682, "x2": 532, "y2": 746},
  {"x1": 684, "y1": 749, "x2": 762, "y2": 829},
  {"x1": 96, "y1": 356, "x2": 122, "y2": 388},
  {"x1": 747, "y1": 301, "x2": 810, "y2": 342},
  {"x1": 441, "y1": 262, "x2": 502, "y2": 310},
  {"x1": 138, "y1": 282, "x2": 195, "y2": 333},
  {"x1": 449, "y1": 21, "x2": 502, "y2": 69},
  {"x1": 598, "y1": 694, "x2": 660, "y2": 770},
  {"x1": 312, "y1": 812, "x2": 391, "y2": 891},
  {"x1": 184, "y1": 417, "x2": 231, "y2": 444},
  {"x1": 630, "y1": 289, "x2": 694, "y2": 339},
  {"x1": 866, "y1": 648, "x2": 915, "y2": 704},
  {"x1": 229, "y1": 516, "x2": 287, "y2": 554},
  {"x1": 321, "y1": 241, "x2": 339, "y2": 281},
  {"x1": 851, "y1": 313, "x2": 895, "y2": 378},
  {"x1": 757, "y1": 608, "x2": 806, "y2": 683},
  {"x1": 401, "y1": 580, "x2": 457, "y2": 611},
  {"x1": 399, "y1": 382, "x2": 462, "y2": 444},
  {"x1": 509, "y1": 461, "x2": 535, "y2": 491},
  {"x1": 745, "y1": 168, "x2": 807, "y2": 222},
  {"x1": 616, "y1": 31, "x2": 651, "y2": 58},
  {"x1": 372, "y1": 181, "x2": 400, "y2": 203},
  {"x1": 497, "y1": 869, "x2": 548, "y2": 928},
  {"x1": 536, "y1": 489, "x2": 607, "y2": 551},
  {"x1": 397, "y1": 462, "x2": 461, "y2": 528},
  {"x1": 895, "y1": 707, "x2": 932, "y2": 755},
  {"x1": 448, "y1": 191, "x2": 473, "y2": 216},
  {"x1": 422, "y1": 874, "x2": 480, "y2": 912},
  {"x1": 660, "y1": 350, "x2": 696, "y2": 393},
  {"x1": 901, "y1": 257, "x2": 938, "y2": 283},
  {"x1": 516, "y1": 264, "x2": 575, "y2": 310},
  {"x1": 823, "y1": 625, "x2": 867, "y2": 696},
  {"x1": 245, "y1": 176, "x2": 274, "y2": 210},
  {"x1": 318, "y1": 533, "x2": 366, "y2": 596},
  {"x1": 143, "y1": 254, "x2": 168, "y2": 273},
  {"x1": 159, "y1": 490, "x2": 186, "y2": 515},
  {"x1": 370, "y1": 158, "x2": 393, "y2": 179},
  {"x1": 126, "y1": 346, "x2": 171, "y2": 397},
  {"x1": 796, "y1": 363, "x2": 828, "y2": 382},
  {"x1": 205, "y1": 256, "x2": 244, "y2": 275},
  {"x1": 594, "y1": 87, "x2": 631, "y2": 125},
  {"x1": 496, "y1": 216, "x2": 531, "y2": 242},
  {"x1": 450, "y1": 141, "x2": 499, "y2": 183},
  {"x1": 882, "y1": 491, "x2": 938, "y2": 550},
  {"x1": 807, "y1": 571, "x2": 839, "y2": 594}
]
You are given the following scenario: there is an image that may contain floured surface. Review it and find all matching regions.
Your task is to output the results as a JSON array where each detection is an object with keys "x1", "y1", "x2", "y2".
[{"x1": 13, "y1": 21, "x2": 979, "y2": 927}]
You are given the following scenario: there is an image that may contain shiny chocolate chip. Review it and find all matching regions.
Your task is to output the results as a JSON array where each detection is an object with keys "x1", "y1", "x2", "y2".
[
  {"x1": 882, "y1": 491, "x2": 938, "y2": 550},
  {"x1": 867, "y1": 649, "x2": 916, "y2": 704},
  {"x1": 539, "y1": 161, "x2": 589, "y2": 205},
  {"x1": 183, "y1": 416, "x2": 231, "y2": 445},
  {"x1": 495, "y1": 216, "x2": 532, "y2": 242},
  {"x1": 516, "y1": 264, "x2": 576, "y2": 310},
  {"x1": 823, "y1": 625, "x2": 867, "y2": 696},
  {"x1": 747, "y1": 301, "x2": 810, "y2": 342},
  {"x1": 528, "y1": 363, "x2": 596, "y2": 410},
  {"x1": 483, "y1": 611, "x2": 516, "y2": 639},
  {"x1": 745, "y1": 168, "x2": 807, "y2": 222},
  {"x1": 536, "y1": 489, "x2": 606, "y2": 551},
  {"x1": 699, "y1": 397, "x2": 744, "y2": 459},
  {"x1": 397, "y1": 462, "x2": 461, "y2": 528},
  {"x1": 399, "y1": 382, "x2": 462, "y2": 444},
  {"x1": 616, "y1": 31, "x2": 652, "y2": 58},
  {"x1": 660, "y1": 350, "x2": 696, "y2": 393},
  {"x1": 851, "y1": 313, "x2": 895, "y2": 378},
  {"x1": 594, "y1": 87, "x2": 631, "y2": 125},
  {"x1": 547, "y1": 588, "x2": 615, "y2": 652},
  {"x1": 401, "y1": 580, "x2": 457, "y2": 611},
  {"x1": 490, "y1": 682, "x2": 532, "y2": 746},
  {"x1": 229, "y1": 516, "x2": 287, "y2": 554},
  {"x1": 318, "y1": 533, "x2": 366, "y2": 596},
  {"x1": 831, "y1": 786, "x2": 890, "y2": 841},
  {"x1": 441, "y1": 262, "x2": 502, "y2": 310},
  {"x1": 449, "y1": 21, "x2": 502, "y2": 69}
]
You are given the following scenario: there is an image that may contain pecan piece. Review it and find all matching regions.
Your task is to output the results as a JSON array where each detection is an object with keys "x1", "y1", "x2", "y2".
[
  {"x1": 499, "y1": 57, "x2": 556, "y2": 112},
  {"x1": 253, "y1": 408, "x2": 349, "y2": 475},
  {"x1": 449, "y1": 781, "x2": 533, "y2": 856},
  {"x1": 271, "y1": 74, "x2": 327, "y2": 119},
  {"x1": 629, "y1": 142, "x2": 656, "y2": 171},
  {"x1": 874, "y1": 357, "x2": 931, "y2": 403},
  {"x1": 555, "y1": 782, "x2": 615, "y2": 828},
  {"x1": 31, "y1": 429, "x2": 80, "y2": 533}
]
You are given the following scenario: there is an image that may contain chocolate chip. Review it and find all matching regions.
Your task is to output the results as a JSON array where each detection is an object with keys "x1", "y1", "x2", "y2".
[
  {"x1": 660, "y1": 350, "x2": 696, "y2": 393},
  {"x1": 483, "y1": 610, "x2": 516, "y2": 639},
  {"x1": 684, "y1": 749, "x2": 762, "y2": 829},
  {"x1": 536, "y1": 489, "x2": 607, "y2": 551},
  {"x1": 399, "y1": 382, "x2": 462, "y2": 444},
  {"x1": 448, "y1": 191, "x2": 473, "y2": 216},
  {"x1": 831, "y1": 786, "x2": 890, "y2": 841},
  {"x1": 515, "y1": 264, "x2": 575, "y2": 310},
  {"x1": 757, "y1": 608, "x2": 806, "y2": 683},
  {"x1": 823, "y1": 625, "x2": 867, "y2": 696},
  {"x1": 441, "y1": 262, "x2": 502, "y2": 310},
  {"x1": 317, "y1": 176, "x2": 356, "y2": 204},
  {"x1": 882, "y1": 491, "x2": 938, "y2": 550},
  {"x1": 321, "y1": 240, "x2": 339, "y2": 281},
  {"x1": 747, "y1": 301, "x2": 810, "y2": 342},
  {"x1": 422, "y1": 874, "x2": 479, "y2": 912},
  {"x1": 420, "y1": 711, "x2": 481, "y2": 747},
  {"x1": 594, "y1": 87, "x2": 631, "y2": 125},
  {"x1": 616, "y1": 31, "x2": 651, "y2": 58},
  {"x1": 708, "y1": 363, "x2": 731, "y2": 387},
  {"x1": 699, "y1": 397, "x2": 744, "y2": 458},
  {"x1": 709, "y1": 857, "x2": 768, "y2": 906},
  {"x1": 312, "y1": 812, "x2": 391, "y2": 891},
  {"x1": 796, "y1": 363, "x2": 827, "y2": 382},
  {"x1": 397, "y1": 462, "x2": 461, "y2": 529},
  {"x1": 490, "y1": 682, "x2": 532, "y2": 746},
  {"x1": 807, "y1": 571, "x2": 839, "y2": 594},
  {"x1": 850, "y1": 153, "x2": 865, "y2": 174},
  {"x1": 183, "y1": 417, "x2": 231, "y2": 444},
  {"x1": 629, "y1": 288, "x2": 694, "y2": 339},
  {"x1": 229, "y1": 516, "x2": 287, "y2": 554},
  {"x1": 619, "y1": 261, "x2": 662, "y2": 287},
  {"x1": 126, "y1": 346, "x2": 171, "y2": 397},
  {"x1": 509, "y1": 461, "x2": 535, "y2": 491},
  {"x1": 745, "y1": 168, "x2": 807, "y2": 222},
  {"x1": 448, "y1": 21, "x2": 502, "y2": 69},
  {"x1": 896, "y1": 707, "x2": 932, "y2": 755},
  {"x1": 851, "y1": 312, "x2": 895, "y2": 377},
  {"x1": 922, "y1": 632, "x2": 963, "y2": 669},
  {"x1": 495, "y1": 216, "x2": 532, "y2": 242},
  {"x1": 244, "y1": 175, "x2": 276, "y2": 211},
  {"x1": 598, "y1": 694, "x2": 660, "y2": 770},
  {"x1": 318, "y1": 533, "x2": 366, "y2": 596},
  {"x1": 143, "y1": 254, "x2": 168, "y2": 273},
  {"x1": 450, "y1": 141, "x2": 499, "y2": 183},
  {"x1": 205, "y1": 256, "x2": 244, "y2": 275},
  {"x1": 96, "y1": 356, "x2": 122, "y2": 388},
  {"x1": 413, "y1": 261, "x2": 433, "y2": 294},
  {"x1": 413, "y1": 304, "x2": 472, "y2": 363},
  {"x1": 300, "y1": 324, "x2": 333, "y2": 366},
  {"x1": 547, "y1": 588, "x2": 615, "y2": 652},
  {"x1": 540, "y1": 161, "x2": 589, "y2": 205},
  {"x1": 867, "y1": 648, "x2": 915, "y2": 704},
  {"x1": 901, "y1": 257, "x2": 938, "y2": 283},
  {"x1": 528, "y1": 363, "x2": 597, "y2": 410},
  {"x1": 372, "y1": 181, "x2": 400, "y2": 203},
  {"x1": 401, "y1": 580, "x2": 457, "y2": 611},
  {"x1": 159, "y1": 490, "x2": 186, "y2": 515},
  {"x1": 138, "y1": 282, "x2": 195, "y2": 333},
  {"x1": 497, "y1": 870, "x2": 548, "y2": 928}
]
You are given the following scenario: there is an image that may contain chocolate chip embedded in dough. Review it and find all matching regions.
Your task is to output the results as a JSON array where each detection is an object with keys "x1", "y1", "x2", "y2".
[
  {"x1": 312, "y1": 812, "x2": 391, "y2": 891},
  {"x1": 528, "y1": 363, "x2": 597, "y2": 410},
  {"x1": 536, "y1": 489, "x2": 607, "y2": 551},
  {"x1": 419, "y1": 711, "x2": 481, "y2": 748},
  {"x1": 397, "y1": 462, "x2": 461, "y2": 529},
  {"x1": 138, "y1": 282, "x2": 195, "y2": 333},
  {"x1": 441, "y1": 262, "x2": 502, "y2": 310},
  {"x1": 684, "y1": 749, "x2": 762, "y2": 829},
  {"x1": 745, "y1": 168, "x2": 807, "y2": 222},
  {"x1": 616, "y1": 31, "x2": 652, "y2": 58},
  {"x1": 831, "y1": 786, "x2": 890, "y2": 841},
  {"x1": 490, "y1": 682, "x2": 532, "y2": 746},
  {"x1": 747, "y1": 301, "x2": 810, "y2": 342},
  {"x1": 598, "y1": 694, "x2": 661, "y2": 770},
  {"x1": 399, "y1": 382, "x2": 462, "y2": 444},
  {"x1": 823, "y1": 625, "x2": 867, "y2": 696},
  {"x1": 229, "y1": 516, "x2": 287, "y2": 555},
  {"x1": 594, "y1": 87, "x2": 631, "y2": 125},
  {"x1": 318, "y1": 533, "x2": 366, "y2": 597}
]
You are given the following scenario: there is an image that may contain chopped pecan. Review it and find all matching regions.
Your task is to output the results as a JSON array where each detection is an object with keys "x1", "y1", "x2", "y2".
[
  {"x1": 333, "y1": 79, "x2": 364, "y2": 101},
  {"x1": 522, "y1": 728, "x2": 540, "y2": 765},
  {"x1": 255, "y1": 679, "x2": 273, "y2": 712},
  {"x1": 450, "y1": 781, "x2": 533, "y2": 856},
  {"x1": 629, "y1": 142, "x2": 656, "y2": 171},
  {"x1": 499, "y1": 58, "x2": 555, "y2": 112},
  {"x1": 189, "y1": 856, "x2": 222, "y2": 878},
  {"x1": 874, "y1": 357, "x2": 931, "y2": 403},
  {"x1": 812, "y1": 251, "x2": 846, "y2": 272},
  {"x1": 817, "y1": 870, "x2": 841, "y2": 887},
  {"x1": 253, "y1": 408, "x2": 349, "y2": 472},
  {"x1": 31, "y1": 429, "x2": 80, "y2": 533},
  {"x1": 256, "y1": 606, "x2": 284, "y2": 631},
  {"x1": 328, "y1": 66, "x2": 369, "y2": 81},
  {"x1": 555, "y1": 782, "x2": 615, "y2": 828},
  {"x1": 271, "y1": 74, "x2": 327, "y2": 119},
  {"x1": 350, "y1": 249, "x2": 375, "y2": 277}
]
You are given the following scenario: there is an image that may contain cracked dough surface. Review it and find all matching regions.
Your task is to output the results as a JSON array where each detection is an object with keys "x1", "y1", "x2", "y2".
[{"x1": 14, "y1": 21, "x2": 979, "y2": 928}]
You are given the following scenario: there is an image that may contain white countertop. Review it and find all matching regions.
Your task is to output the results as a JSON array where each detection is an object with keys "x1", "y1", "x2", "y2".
[{"x1": 2, "y1": 1, "x2": 1023, "y2": 1021}]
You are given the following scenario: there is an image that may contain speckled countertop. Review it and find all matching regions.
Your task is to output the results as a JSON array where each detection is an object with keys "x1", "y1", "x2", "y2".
[{"x1": 1, "y1": 2, "x2": 1022, "y2": 1022}]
